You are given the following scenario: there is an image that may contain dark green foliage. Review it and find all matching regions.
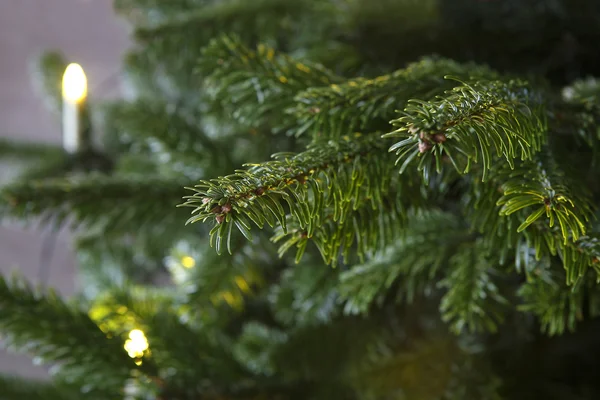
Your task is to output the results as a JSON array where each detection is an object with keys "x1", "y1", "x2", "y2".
[
  {"x1": 5, "y1": 0, "x2": 600, "y2": 399},
  {"x1": 518, "y1": 262, "x2": 585, "y2": 336},
  {"x1": 339, "y1": 210, "x2": 468, "y2": 315},
  {"x1": 0, "y1": 276, "x2": 133, "y2": 397},
  {"x1": 292, "y1": 58, "x2": 498, "y2": 141},
  {"x1": 199, "y1": 35, "x2": 340, "y2": 134},
  {"x1": 0, "y1": 138, "x2": 63, "y2": 161},
  {"x1": 127, "y1": 0, "x2": 325, "y2": 90},
  {"x1": 386, "y1": 79, "x2": 546, "y2": 181},
  {"x1": 1, "y1": 175, "x2": 190, "y2": 233},
  {"x1": 269, "y1": 257, "x2": 340, "y2": 326},
  {"x1": 439, "y1": 241, "x2": 508, "y2": 334},
  {"x1": 183, "y1": 133, "x2": 395, "y2": 263},
  {"x1": 0, "y1": 375, "x2": 80, "y2": 400}
]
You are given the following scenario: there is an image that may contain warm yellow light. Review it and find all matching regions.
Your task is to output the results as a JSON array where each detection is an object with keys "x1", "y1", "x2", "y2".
[
  {"x1": 124, "y1": 329, "x2": 149, "y2": 359},
  {"x1": 234, "y1": 276, "x2": 251, "y2": 294},
  {"x1": 62, "y1": 63, "x2": 87, "y2": 102},
  {"x1": 181, "y1": 256, "x2": 196, "y2": 269}
]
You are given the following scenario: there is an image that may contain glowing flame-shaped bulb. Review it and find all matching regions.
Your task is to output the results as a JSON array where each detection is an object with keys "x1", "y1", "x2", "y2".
[
  {"x1": 62, "y1": 63, "x2": 87, "y2": 103},
  {"x1": 124, "y1": 329, "x2": 149, "y2": 359},
  {"x1": 181, "y1": 256, "x2": 196, "y2": 269}
]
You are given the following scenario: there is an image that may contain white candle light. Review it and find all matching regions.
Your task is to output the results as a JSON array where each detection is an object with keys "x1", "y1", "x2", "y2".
[{"x1": 62, "y1": 63, "x2": 87, "y2": 153}]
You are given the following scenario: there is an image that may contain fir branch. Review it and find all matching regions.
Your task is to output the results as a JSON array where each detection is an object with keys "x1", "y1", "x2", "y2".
[
  {"x1": 557, "y1": 78, "x2": 600, "y2": 170},
  {"x1": 385, "y1": 79, "x2": 546, "y2": 181},
  {"x1": 0, "y1": 138, "x2": 63, "y2": 161},
  {"x1": 517, "y1": 259, "x2": 585, "y2": 336},
  {"x1": 439, "y1": 241, "x2": 508, "y2": 334},
  {"x1": 199, "y1": 34, "x2": 340, "y2": 133},
  {"x1": 92, "y1": 288, "x2": 246, "y2": 396},
  {"x1": 338, "y1": 210, "x2": 469, "y2": 315},
  {"x1": 114, "y1": 0, "x2": 210, "y2": 23},
  {"x1": 496, "y1": 154, "x2": 593, "y2": 245},
  {"x1": 271, "y1": 190, "x2": 407, "y2": 266},
  {"x1": 291, "y1": 57, "x2": 498, "y2": 140},
  {"x1": 182, "y1": 133, "x2": 393, "y2": 257},
  {"x1": 559, "y1": 234, "x2": 600, "y2": 285},
  {"x1": 271, "y1": 156, "x2": 457, "y2": 266},
  {"x1": 462, "y1": 164, "x2": 523, "y2": 265},
  {"x1": 104, "y1": 100, "x2": 229, "y2": 173},
  {"x1": 132, "y1": 0, "x2": 319, "y2": 81},
  {"x1": 0, "y1": 276, "x2": 132, "y2": 396},
  {"x1": 463, "y1": 150, "x2": 596, "y2": 283},
  {"x1": 269, "y1": 258, "x2": 340, "y2": 326},
  {"x1": 0, "y1": 375, "x2": 80, "y2": 400},
  {"x1": 11, "y1": 149, "x2": 112, "y2": 182},
  {"x1": 1, "y1": 175, "x2": 190, "y2": 233},
  {"x1": 166, "y1": 240, "x2": 272, "y2": 313}
]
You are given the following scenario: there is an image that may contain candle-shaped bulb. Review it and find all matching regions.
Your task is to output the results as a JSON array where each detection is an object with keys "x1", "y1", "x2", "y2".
[
  {"x1": 62, "y1": 63, "x2": 88, "y2": 153},
  {"x1": 62, "y1": 63, "x2": 87, "y2": 103}
]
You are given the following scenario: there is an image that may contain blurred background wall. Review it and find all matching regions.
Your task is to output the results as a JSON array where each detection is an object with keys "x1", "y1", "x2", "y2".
[{"x1": 0, "y1": 0, "x2": 129, "y2": 378}]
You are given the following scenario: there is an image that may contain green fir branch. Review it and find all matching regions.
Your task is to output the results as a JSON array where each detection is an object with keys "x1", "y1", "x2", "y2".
[
  {"x1": 463, "y1": 150, "x2": 597, "y2": 284},
  {"x1": 338, "y1": 210, "x2": 469, "y2": 315},
  {"x1": 439, "y1": 241, "x2": 508, "y2": 334},
  {"x1": 271, "y1": 156, "x2": 458, "y2": 266},
  {"x1": 199, "y1": 35, "x2": 340, "y2": 133},
  {"x1": 269, "y1": 258, "x2": 340, "y2": 326},
  {"x1": 93, "y1": 288, "x2": 246, "y2": 396},
  {"x1": 496, "y1": 154, "x2": 593, "y2": 245},
  {"x1": 1, "y1": 175, "x2": 190, "y2": 233},
  {"x1": 114, "y1": 0, "x2": 210, "y2": 23},
  {"x1": 517, "y1": 258, "x2": 586, "y2": 336},
  {"x1": 0, "y1": 375, "x2": 81, "y2": 400},
  {"x1": 182, "y1": 133, "x2": 393, "y2": 259},
  {"x1": 104, "y1": 100, "x2": 230, "y2": 175},
  {"x1": 291, "y1": 57, "x2": 498, "y2": 140},
  {"x1": 132, "y1": 0, "x2": 319, "y2": 82},
  {"x1": 385, "y1": 79, "x2": 546, "y2": 181},
  {"x1": 0, "y1": 276, "x2": 132, "y2": 396},
  {"x1": 0, "y1": 138, "x2": 63, "y2": 161},
  {"x1": 166, "y1": 240, "x2": 273, "y2": 313},
  {"x1": 271, "y1": 189, "x2": 407, "y2": 266}
]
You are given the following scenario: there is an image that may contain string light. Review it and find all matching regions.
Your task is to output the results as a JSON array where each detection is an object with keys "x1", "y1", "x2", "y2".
[
  {"x1": 181, "y1": 256, "x2": 196, "y2": 269},
  {"x1": 62, "y1": 63, "x2": 88, "y2": 153},
  {"x1": 124, "y1": 329, "x2": 149, "y2": 359},
  {"x1": 62, "y1": 63, "x2": 87, "y2": 102}
]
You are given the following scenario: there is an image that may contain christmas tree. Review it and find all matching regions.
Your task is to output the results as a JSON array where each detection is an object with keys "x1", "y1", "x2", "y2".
[{"x1": 3, "y1": 0, "x2": 600, "y2": 398}]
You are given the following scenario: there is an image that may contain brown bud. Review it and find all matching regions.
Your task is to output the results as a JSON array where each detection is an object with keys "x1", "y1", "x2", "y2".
[
  {"x1": 432, "y1": 133, "x2": 447, "y2": 143},
  {"x1": 202, "y1": 197, "x2": 211, "y2": 205},
  {"x1": 408, "y1": 125, "x2": 420, "y2": 135},
  {"x1": 211, "y1": 205, "x2": 223, "y2": 214},
  {"x1": 216, "y1": 214, "x2": 225, "y2": 224},
  {"x1": 221, "y1": 203, "x2": 232, "y2": 213},
  {"x1": 254, "y1": 187, "x2": 266, "y2": 196},
  {"x1": 418, "y1": 141, "x2": 432, "y2": 153}
]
